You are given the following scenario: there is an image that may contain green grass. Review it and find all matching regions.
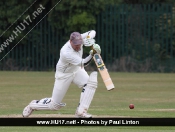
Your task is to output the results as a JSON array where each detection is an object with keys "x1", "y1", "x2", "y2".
[
  {"x1": 0, "y1": 71, "x2": 175, "y2": 131},
  {"x1": 1, "y1": 126, "x2": 175, "y2": 132}
]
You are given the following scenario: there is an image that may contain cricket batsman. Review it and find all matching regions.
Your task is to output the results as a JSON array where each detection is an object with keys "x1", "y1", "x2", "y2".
[{"x1": 22, "y1": 30, "x2": 101, "y2": 118}]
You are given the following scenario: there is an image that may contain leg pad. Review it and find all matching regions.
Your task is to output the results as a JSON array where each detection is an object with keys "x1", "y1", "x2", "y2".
[{"x1": 29, "y1": 98, "x2": 66, "y2": 111}]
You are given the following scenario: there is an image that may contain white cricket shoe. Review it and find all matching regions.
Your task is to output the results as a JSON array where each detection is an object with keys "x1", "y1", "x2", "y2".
[
  {"x1": 75, "y1": 112, "x2": 92, "y2": 118},
  {"x1": 75, "y1": 108, "x2": 92, "y2": 118},
  {"x1": 22, "y1": 100, "x2": 37, "y2": 117}
]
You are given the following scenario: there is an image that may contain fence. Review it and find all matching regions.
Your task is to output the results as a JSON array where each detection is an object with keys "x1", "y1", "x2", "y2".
[
  {"x1": 0, "y1": 4, "x2": 175, "y2": 72},
  {"x1": 96, "y1": 4, "x2": 175, "y2": 72}
]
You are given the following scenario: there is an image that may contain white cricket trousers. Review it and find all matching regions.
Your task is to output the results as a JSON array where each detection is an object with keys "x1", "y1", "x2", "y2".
[{"x1": 51, "y1": 68, "x2": 89, "y2": 104}]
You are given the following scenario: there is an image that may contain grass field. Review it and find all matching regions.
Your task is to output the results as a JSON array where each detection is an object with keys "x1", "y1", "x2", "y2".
[{"x1": 0, "y1": 71, "x2": 175, "y2": 131}]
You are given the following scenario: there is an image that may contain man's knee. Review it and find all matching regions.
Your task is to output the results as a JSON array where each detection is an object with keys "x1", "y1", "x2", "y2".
[{"x1": 86, "y1": 71, "x2": 98, "y2": 89}]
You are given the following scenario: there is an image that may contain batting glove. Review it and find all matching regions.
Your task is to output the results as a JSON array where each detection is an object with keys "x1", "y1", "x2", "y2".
[
  {"x1": 93, "y1": 44, "x2": 101, "y2": 54},
  {"x1": 89, "y1": 44, "x2": 101, "y2": 56},
  {"x1": 83, "y1": 38, "x2": 95, "y2": 47}
]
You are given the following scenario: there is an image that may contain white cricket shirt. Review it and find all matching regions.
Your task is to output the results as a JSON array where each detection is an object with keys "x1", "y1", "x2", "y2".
[
  {"x1": 56, "y1": 41, "x2": 84, "y2": 73},
  {"x1": 56, "y1": 30, "x2": 96, "y2": 73}
]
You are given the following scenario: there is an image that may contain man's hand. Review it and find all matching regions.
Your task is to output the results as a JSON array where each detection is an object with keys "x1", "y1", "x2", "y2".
[{"x1": 89, "y1": 44, "x2": 101, "y2": 56}]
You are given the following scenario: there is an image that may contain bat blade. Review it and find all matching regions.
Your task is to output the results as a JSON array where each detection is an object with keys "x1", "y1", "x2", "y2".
[{"x1": 93, "y1": 54, "x2": 115, "y2": 91}]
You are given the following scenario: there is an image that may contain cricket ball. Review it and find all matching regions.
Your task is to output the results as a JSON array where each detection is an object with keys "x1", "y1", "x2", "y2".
[{"x1": 129, "y1": 104, "x2": 134, "y2": 109}]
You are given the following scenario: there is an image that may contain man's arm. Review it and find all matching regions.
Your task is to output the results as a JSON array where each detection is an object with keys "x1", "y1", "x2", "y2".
[
  {"x1": 82, "y1": 30, "x2": 96, "y2": 47},
  {"x1": 62, "y1": 51, "x2": 93, "y2": 68},
  {"x1": 81, "y1": 30, "x2": 96, "y2": 39},
  {"x1": 82, "y1": 54, "x2": 93, "y2": 67}
]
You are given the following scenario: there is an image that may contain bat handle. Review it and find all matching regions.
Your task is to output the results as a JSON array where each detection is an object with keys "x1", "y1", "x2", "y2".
[{"x1": 90, "y1": 45, "x2": 97, "y2": 55}]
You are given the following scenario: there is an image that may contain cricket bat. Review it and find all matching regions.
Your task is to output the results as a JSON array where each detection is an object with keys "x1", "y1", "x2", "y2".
[{"x1": 93, "y1": 53, "x2": 115, "y2": 91}]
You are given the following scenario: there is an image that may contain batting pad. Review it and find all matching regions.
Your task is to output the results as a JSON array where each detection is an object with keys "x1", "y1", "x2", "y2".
[
  {"x1": 29, "y1": 98, "x2": 66, "y2": 111},
  {"x1": 77, "y1": 71, "x2": 98, "y2": 115}
]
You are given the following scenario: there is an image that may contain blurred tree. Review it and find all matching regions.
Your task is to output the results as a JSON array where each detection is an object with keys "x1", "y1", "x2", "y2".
[
  {"x1": 0, "y1": 0, "x2": 121, "y2": 42},
  {"x1": 123, "y1": 0, "x2": 175, "y2": 4},
  {"x1": 0, "y1": 0, "x2": 174, "y2": 40},
  {"x1": 0, "y1": 0, "x2": 51, "y2": 41},
  {"x1": 48, "y1": 0, "x2": 122, "y2": 34}
]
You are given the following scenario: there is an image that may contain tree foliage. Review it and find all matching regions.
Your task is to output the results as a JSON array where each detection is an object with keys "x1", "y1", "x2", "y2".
[
  {"x1": 0, "y1": 0, "x2": 121, "y2": 42},
  {"x1": 48, "y1": 0, "x2": 121, "y2": 34},
  {"x1": 0, "y1": 0, "x2": 175, "y2": 72},
  {"x1": 0, "y1": 0, "x2": 174, "y2": 39},
  {"x1": 0, "y1": 0, "x2": 49, "y2": 42},
  {"x1": 123, "y1": 0, "x2": 175, "y2": 4}
]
